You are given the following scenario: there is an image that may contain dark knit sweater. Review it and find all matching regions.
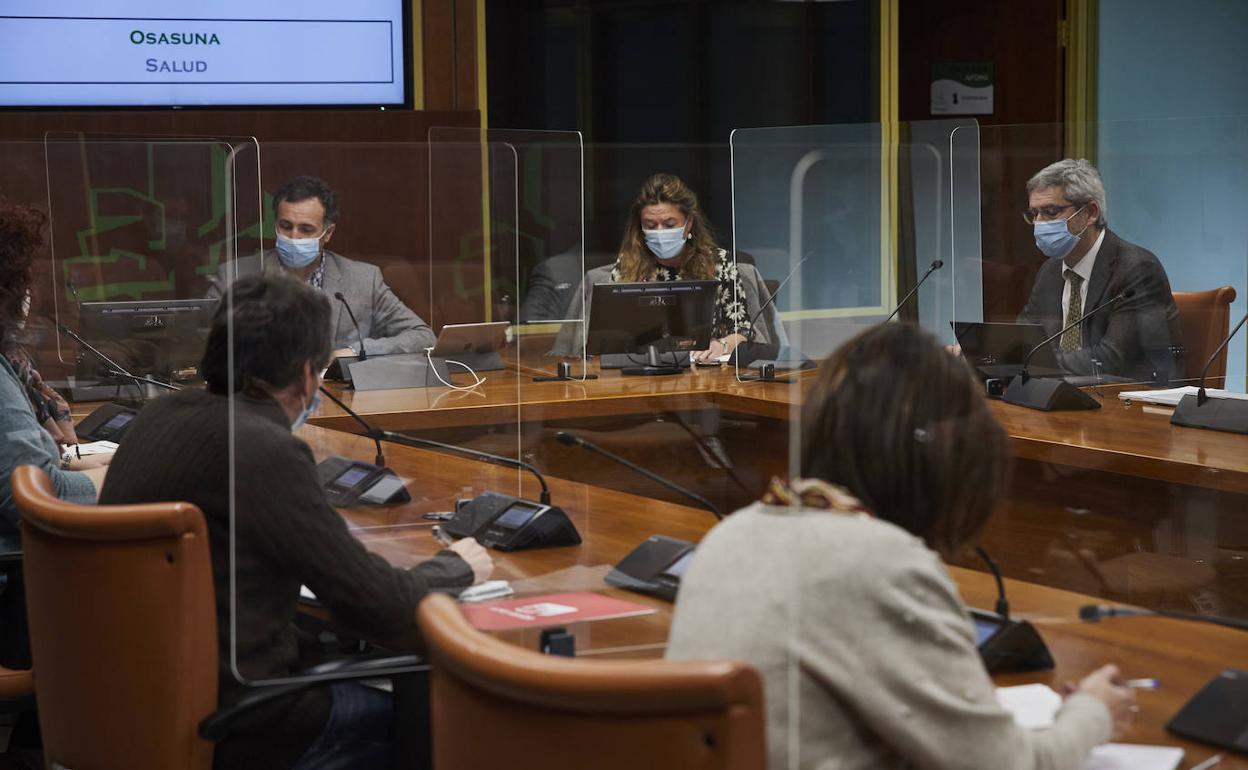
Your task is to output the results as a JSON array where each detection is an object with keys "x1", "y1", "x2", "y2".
[{"x1": 99, "y1": 389, "x2": 472, "y2": 769}]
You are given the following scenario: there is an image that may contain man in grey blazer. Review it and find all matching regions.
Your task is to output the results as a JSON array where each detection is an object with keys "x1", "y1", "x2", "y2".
[
  {"x1": 207, "y1": 175, "x2": 434, "y2": 358},
  {"x1": 1019, "y1": 159, "x2": 1182, "y2": 384}
]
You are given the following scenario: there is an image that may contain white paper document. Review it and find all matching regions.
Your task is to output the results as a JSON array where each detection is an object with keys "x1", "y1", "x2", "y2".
[
  {"x1": 68, "y1": 440, "x2": 118, "y2": 456},
  {"x1": 1117, "y1": 385, "x2": 1248, "y2": 406},
  {"x1": 995, "y1": 685, "x2": 1183, "y2": 769}
]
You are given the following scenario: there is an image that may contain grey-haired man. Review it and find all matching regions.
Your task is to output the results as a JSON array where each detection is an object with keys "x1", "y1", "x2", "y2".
[{"x1": 1019, "y1": 159, "x2": 1182, "y2": 384}]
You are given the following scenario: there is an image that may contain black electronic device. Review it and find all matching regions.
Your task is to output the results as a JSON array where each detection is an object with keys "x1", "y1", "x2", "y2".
[
  {"x1": 315, "y1": 455, "x2": 410, "y2": 507},
  {"x1": 970, "y1": 547, "x2": 1054, "y2": 673},
  {"x1": 76, "y1": 402, "x2": 140, "y2": 442},
  {"x1": 532, "y1": 360, "x2": 599, "y2": 382},
  {"x1": 1002, "y1": 289, "x2": 1132, "y2": 412},
  {"x1": 540, "y1": 627, "x2": 576, "y2": 657},
  {"x1": 587, "y1": 280, "x2": 716, "y2": 376},
  {"x1": 604, "y1": 535, "x2": 697, "y2": 601},
  {"x1": 317, "y1": 386, "x2": 577, "y2": 550},
  {"x1": 443, "y1": 492, "x2": 580, "y2": 551},
  {"x1": 1166, "y1": 668, "x2": 1248, "y2": 754},
  {"x1": 951, "y1": 322, "x2": 1065, "y2": 383},
  {"x1": 1172, "y1": 311, "x2": 1248, "y2": 435},
  {"x1": 75, "y1": 298, "x2": 215, "y2": 383}
]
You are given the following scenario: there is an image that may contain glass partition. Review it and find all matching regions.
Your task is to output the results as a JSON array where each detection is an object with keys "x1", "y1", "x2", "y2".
[
  {"x1": 43, "y1": 134, "x2": 259, "y2": 397},
  {"x1": 943, "y1": 116, "x2": 1248, "y2": 631},
  {"x1": 224, "y1": 139, "x2": 526, "y2": 687}
]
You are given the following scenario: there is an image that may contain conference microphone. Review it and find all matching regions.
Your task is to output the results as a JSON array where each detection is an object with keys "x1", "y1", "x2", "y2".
[
  {"x1": 1003, "y1": 288, "x2": 1134, "y2": 412},
  {"x1": 744, "y1": 253, "x2": 809, "y2": 341},
  {"x1": 1171, "y1": 310, "x2": 1248, "y2": 433},
  {"x1": 319, "y1": 385, "x2": 554, "y2": 507},
  {"x1": 555, "y1": 431, "x2": 721, "y2": 519},
  {"x1": 333, "y1": 292, "x2": 368, "y2": 361},
  {"x1": 883, "y1": 259, "x2": 944, "y2": 323},
  {"x1": 106, "y1": 369, "x2": 181, "y2": 392},
  {"x1": 732, "y1": 253, "x2": 813, "y2": 379},
  {"x1": 974, "y1": 546, "x2": 1010, "y2": 619},
  {"x1": 317, "y1": 386, "x2": 385, "y2": 467},
  {"x1": 317, "y1": 390, "x2": 576, "y2": 548},
  {"x1": 969, "y1": 545, "x2": 1054, "y2": 674},
  {"x1": 57, "y1": 323, "x2": 177, "y2": 396},
  {"x1": 1079, "y1": 603, "x2": 1248, "y2": 632},
  {"x1": 1019, "y1": 288, "x2": 1134, "y2": 384}
]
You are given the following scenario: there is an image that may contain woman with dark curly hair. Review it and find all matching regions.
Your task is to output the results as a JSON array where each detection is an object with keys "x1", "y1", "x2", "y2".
[{"x1": 0, "y1": 197, "x2": 106, "y2": 536}]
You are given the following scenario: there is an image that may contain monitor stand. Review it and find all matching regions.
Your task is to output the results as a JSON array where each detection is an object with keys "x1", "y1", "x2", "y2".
[{"x1": 620, "y1": 345, "x2": 683, "y2": 376}]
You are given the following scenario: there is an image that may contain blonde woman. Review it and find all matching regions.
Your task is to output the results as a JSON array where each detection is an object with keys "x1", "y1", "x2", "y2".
[{"x1": 613, "y1": 173, "x2": 752, "y2": 363}]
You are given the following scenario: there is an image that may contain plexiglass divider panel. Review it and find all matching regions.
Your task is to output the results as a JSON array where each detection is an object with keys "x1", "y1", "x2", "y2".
[
  {"x1": 945, "y1": 117, "x2": 1248, "y2": 628},
  {"x1": 224, "y1": 140, "x2": 526, "y2": 686},
  {"x1": 43, "y1": 134, "x2": 260, "y2": 394}
]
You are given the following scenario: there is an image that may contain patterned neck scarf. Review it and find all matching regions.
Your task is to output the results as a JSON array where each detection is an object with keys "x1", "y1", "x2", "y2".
[{"x1": 760, "y1": 476, "x2": 872, "y2": 515}]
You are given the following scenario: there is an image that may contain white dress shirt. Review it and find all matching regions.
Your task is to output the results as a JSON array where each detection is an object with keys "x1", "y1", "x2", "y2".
[{"x1": 1061, "y1": 228, "x2": 1105, "y2": 320}]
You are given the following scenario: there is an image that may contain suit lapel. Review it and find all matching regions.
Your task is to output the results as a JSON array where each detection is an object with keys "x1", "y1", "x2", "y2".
[
  {"x1": 1083, "y1": 230, "x2": 1117, "y2": 312},
  {"x1": 322, "y1": 251, "x2": 344, "y2": 339}
]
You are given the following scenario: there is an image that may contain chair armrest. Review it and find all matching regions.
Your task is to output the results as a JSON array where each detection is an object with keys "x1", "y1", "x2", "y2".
[
  {"x1": 198, "y1": 655, "x2": 426, "y2": 742},
  {"x1": 0, "y1": 667, "x2": 33, "y2": 701}
]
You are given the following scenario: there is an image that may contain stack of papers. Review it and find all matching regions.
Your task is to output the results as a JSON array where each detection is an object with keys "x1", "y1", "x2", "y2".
[
  {"x1": 1117, "y1": 386, "x2": 1248, "y2": 407},
  {"x1": 996, "y1": 685, "x2": 1184, "y2": 770}
]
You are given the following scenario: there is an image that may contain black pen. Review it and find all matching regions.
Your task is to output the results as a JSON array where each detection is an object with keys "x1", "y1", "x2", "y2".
[{"x1": 74, "y1": 444, "x2": 81, "y2": 461}]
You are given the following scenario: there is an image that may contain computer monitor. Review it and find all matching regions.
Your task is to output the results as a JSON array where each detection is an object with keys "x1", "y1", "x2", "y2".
[
  {"x1": 586, "y1": 280, "x2": 717, "y2": 375},
  {"x1": 76, "y1": 298, "x2": 217, "y2": 383}
]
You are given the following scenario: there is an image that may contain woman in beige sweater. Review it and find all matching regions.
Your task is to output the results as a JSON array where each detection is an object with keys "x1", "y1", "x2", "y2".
[{"x1": 666, "y1": 322, "x2": 1134, "y2": 770}]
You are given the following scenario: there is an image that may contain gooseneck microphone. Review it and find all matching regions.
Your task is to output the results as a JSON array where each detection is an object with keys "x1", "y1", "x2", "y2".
[
  {"x1": 1079, "y1": 603, "x2": 1248, "y2": 632},
  {"x1": 1019, "y1": 288, "x2": 1134, "y2": 384},
  {"x1": 967, "y1": 545, "x2": 1054, "y2": 673},
  {"x1": 555, "y1": 431, "x2": 721, "y2": 519},
  {"x1": 106, "y1": 369, "x2": 181, "y2": 392},
  {"x1": 1195, "y1": 312, "x2": 1248, "y2": 407},
  {"x1": 974, "y1": 546, "x2": 1010, "y2": 619},
  {"x1": 320, "y1": 386, "x2": 552, "y2": 505},
  {"x1": 318, "y1": 386, "x2": 385, "y2": 467},
  {"x1": 883, "y1": 259, "x2": 944, "y2": 323},
  {"x1": 333, "y1": 292, "x2": 367, "y2": 361},
  {"x1": 743, "y1": 253, "x2": 809, "y2": 342},
  {"x1": 1171, "y1": 309, "x2": 1248, "y2": 433},
  {"x1": 58, "y1": 323, "x2": 179, "y2": 393}
]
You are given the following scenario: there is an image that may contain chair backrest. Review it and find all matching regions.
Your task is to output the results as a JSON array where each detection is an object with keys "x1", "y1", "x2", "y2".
[
  {"x1": 11, "y1": 465, "x2": 218, "y2": 770},
  {"x1": 417, "y1": 594, "x2": 766, "y2": 770},
  {"x1": 1173, "y1": 286, "x2": 1237, "y2": 383}
]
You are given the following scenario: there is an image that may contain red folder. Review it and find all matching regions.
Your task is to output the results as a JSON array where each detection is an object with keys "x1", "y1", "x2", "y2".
[{"x1": 460, "y1": 591, "x2": 656, "y2": 631}]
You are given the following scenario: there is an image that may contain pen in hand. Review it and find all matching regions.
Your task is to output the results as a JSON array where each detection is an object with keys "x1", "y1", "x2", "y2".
[
  {"x1": 75, "y1": 443, "x2": 81, "y2": 461},
  {"x1": 432, "y1": 525, "x2": 455, "y2": 549}
]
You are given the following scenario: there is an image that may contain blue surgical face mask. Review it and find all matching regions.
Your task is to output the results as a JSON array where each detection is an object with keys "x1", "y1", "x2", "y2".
[
  {"x1": 275, "y1": 231, "x2": 325, "y2": 268},
  {"x1": 291, "y1": 388, "x2": 321, "y2": 432},
  {"x1": 1033, "y1": 205, "x2": 1087, "y2": 259},
  {"x1": 643, "y1": 226, "x2": 690, "y2": 261}
]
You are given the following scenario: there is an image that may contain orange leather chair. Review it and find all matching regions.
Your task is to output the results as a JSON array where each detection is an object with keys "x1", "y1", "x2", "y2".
[
  {"x1": 1173, "y1": 286, "x2": 1237, "y2": 385},
  {"x1": 417, "y1": 593, "x2": 766, "y2": 770},
  {"x1": 12, "y1": 465, "x2": 428, "y2": 770}
]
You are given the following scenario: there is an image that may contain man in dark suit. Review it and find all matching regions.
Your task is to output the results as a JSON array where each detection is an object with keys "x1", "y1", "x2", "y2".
[
  {"x1": 1019, "y1": 159, "x2": 1182, "y2": 384},
  {"x1": 208, "y1": 175, "x2": 435, "y2": 358}
]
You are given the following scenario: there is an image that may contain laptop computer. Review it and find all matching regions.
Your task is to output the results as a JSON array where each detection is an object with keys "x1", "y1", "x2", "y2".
[{"x1": 951, "y1": 321, "x2": 1066, "y2": 381}]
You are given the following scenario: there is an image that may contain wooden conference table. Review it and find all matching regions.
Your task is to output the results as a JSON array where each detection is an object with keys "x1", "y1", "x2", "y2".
[
  {"x1": 304, "y1": 425, "x2": 1245, "y2": 769},
  {"x1": 311, "y1": 350, "x2": 1248, "y2": 495}
]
